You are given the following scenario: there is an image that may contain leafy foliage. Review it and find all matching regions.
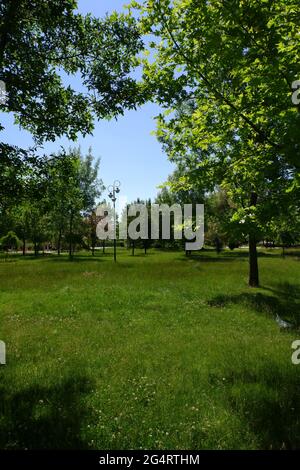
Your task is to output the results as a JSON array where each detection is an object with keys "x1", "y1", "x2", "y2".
[
  {"x1": 0, "y1": 0, "x2": 144, "y2": 141},
  {"x1": 133, "y1": 0, "x2": 300, "y2": 285}
]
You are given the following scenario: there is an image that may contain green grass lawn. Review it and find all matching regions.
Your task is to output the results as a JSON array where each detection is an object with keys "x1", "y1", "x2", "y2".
[{"x1": 1, "y1": 248, "x2": 300, "y2": 450}]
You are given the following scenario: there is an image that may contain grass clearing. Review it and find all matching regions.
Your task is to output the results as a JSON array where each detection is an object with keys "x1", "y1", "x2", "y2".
[{"x1": 0, "y1": 249, "x2": 300, "y2": 449}]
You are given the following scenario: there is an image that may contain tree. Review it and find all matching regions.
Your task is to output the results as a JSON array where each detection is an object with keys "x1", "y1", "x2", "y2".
[
  {"x1": 79, "y1": 147, "x2": 104, "y2": 215},
  {"x1": 205, "y1": 189, "x2": 243, "y2": 251},
  {"x1": 134, "y1": 0, "x2": 300, "y2": 286},
  {"x1": 26, "y1": 204, "x2": 49, "y2": 256},
  {"x1": 155, "y1": 170, "x2": 205, "y2": 252},
  {"x1": 14, "y1": 202, "x2": 34, "y2": 255},
  {"x1": 0, "y1": 144, "x2": 35, "y2": 215},
  {"x1": 265, "y1": 205, "x2": 300, "y2": 256},
  {"x1": 0, "y1": 230, "x2": 20, "y2": 252},
  {"x1": 6, "y1": 146, "x2": 104, "y2": 257},
  {"x1": 1, "y1": 3, "x2": 144, "y2": 247},
  {"x1": 0, "y1": 1, "x2": 144, "y2": 141},
  {"x1": 45, "y1": 147, "x2": 103, "y2": 258},
  {"x1": 121, "y1": 198, "x2": 152, "y2": 255},
  {"x1": 0, "y1": 143, "x2": 50, "y2": 255},
  {"x1": 84, "y1": 210, "x2": 101, "y2": 256}
]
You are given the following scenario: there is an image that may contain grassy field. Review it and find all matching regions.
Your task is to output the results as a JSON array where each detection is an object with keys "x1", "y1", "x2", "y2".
[{"x1": 0, "y1": 248, "x2": 300, "y2": 450}]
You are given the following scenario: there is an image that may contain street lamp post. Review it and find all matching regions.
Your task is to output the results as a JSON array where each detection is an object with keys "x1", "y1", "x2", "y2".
[{"x1": 108, "y1": 181, "x2": 121, "y2": 263}]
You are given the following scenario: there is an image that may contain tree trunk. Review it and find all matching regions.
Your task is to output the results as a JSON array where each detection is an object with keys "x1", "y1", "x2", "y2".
[
  {"x1": 103, "y1": 240, "x2": 105, "y2": 254},
  {"x1": 57, "y1": 228, "x2": 62, "y2": 256},
  {"x1": 249, "y1": 233, "x2": 259, "y2": 287},
  {"x1": 69, "y1": 212, "x2": 73, "y2": 259},
  {"x1": 22, "y1": 237, "x2": 26, "y2": 256},
  {"x1": 132, "y1": 241, "x2": 135, "y2": 256},
  {"x1": 248, "y1": 192, "x2": 259, "y2": 287}
]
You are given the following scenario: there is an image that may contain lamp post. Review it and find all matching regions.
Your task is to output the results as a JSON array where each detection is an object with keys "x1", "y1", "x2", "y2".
[{"x1": 108, "y1": 180, "x2": 121, "y2": 262}]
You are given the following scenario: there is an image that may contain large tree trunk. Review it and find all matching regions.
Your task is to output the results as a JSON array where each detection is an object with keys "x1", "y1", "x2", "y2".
[{"x1": 248, "y1": 192, "x2": 259, "y2": 287}]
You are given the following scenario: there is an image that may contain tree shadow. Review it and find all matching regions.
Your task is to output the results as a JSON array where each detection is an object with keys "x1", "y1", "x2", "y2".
[
  {"x1": 0, "y1": 253, "x2": 111, "y2": 264},
  {"x1": 265, "y1": 282, "x2": 300, "y2": 300},
  {"x1": 283, "y1": 250, "x2": 300, "y2": 259},
  {"x1": 175, "y1": 250, "x2": 281, "y2": 264},
  {"x1": 174, "y1": 251, "x2": 239, "y2": 263},
  {"x1": 214, "y1": 361, "x2": 300, "y2": 449},
  {"x1": 131, "y1": 253, "x2": 152, "y2": 258},
  {"x1": 177, "y1": 255, "x2": 238, "y2": 263},
  {"x1": 207, "y1": 282, "x2": 300, "y2": 326},
  {"x1": 0, "y1": 375, "x2": 95, "y2": 449},
  {"x1": 225, "y1": 251, "x2": 279, "y2": 258},
  {"x1": 49, "y1": 256, "x2": 106, "y2": 263}
]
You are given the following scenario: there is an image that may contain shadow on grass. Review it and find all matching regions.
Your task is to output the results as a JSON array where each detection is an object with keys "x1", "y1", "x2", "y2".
[
  {"x1": 49, "y1": 255, "x2": 107, "y2": 263},
  {"x1": 0, "y1": 252, "x2": 143, "y2": 264},
  {"x1": 176, "y1": 250, "x2": 281, "y2": 264},
  {"x1": 130, "y1": 253, "x2": 153, "y2": 258},
  {"x1": 0, "y1": 375, "x2": 94, "y2": 449},
  {"x1": 283, "y1": 250, "x2": 300, "y2": 259},
  {"x1": 216, "y1": 362, "x2": 300, "y2": 449},
  {"x1": 0, "y1": 252, "x2": 112, "y2": 262},
  {"x1": 177, "y1": 255, "x2": 238, "y2": 263},
  {"x1": 207, "y1": 282, "x2": 300, "y2": 326}
]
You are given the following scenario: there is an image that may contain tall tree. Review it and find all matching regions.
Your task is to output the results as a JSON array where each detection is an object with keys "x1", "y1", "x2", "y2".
[{"x1": 134, "y1": 0, "x2": 300, "y2": 286}]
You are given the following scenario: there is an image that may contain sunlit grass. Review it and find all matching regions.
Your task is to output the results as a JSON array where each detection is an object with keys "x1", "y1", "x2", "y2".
[{"x1": 0, "y1": 248, "x2": 300, "y2": 449}]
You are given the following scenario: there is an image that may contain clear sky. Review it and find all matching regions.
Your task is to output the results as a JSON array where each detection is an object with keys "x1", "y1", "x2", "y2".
[{"x1": 0, "y1": 0, "x2": 174, "y2": 204}]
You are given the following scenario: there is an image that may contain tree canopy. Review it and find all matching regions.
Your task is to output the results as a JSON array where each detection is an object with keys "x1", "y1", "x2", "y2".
[
  {"x1": 131, "y1": 0, "x2": 300, "y2": 286},
  {"x1": 0, "y1": 0, "x2": 144, "y2": 141}
]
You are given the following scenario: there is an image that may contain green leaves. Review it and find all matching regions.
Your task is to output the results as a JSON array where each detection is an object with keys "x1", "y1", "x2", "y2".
[
  {"x1": 0, "y1": 1, "x2": 144, "y2": 142},
  {"x1": 134, "y1": 0, "x2": 300, "y2": 253}
]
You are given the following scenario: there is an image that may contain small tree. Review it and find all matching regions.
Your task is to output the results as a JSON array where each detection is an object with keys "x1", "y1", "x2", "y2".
[{"x1": 0, "y1": 231, "x2": 20, "y2": 252}]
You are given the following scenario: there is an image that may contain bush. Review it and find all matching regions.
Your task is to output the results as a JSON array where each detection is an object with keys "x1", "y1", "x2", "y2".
[{"x1": 0, "y1": 231, "x2": 20, "y2": 251}]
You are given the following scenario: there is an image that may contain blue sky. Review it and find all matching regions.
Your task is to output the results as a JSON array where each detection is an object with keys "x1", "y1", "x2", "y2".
[{"x1": 0, "y1": 0, "x2": 174, "y2": 204}]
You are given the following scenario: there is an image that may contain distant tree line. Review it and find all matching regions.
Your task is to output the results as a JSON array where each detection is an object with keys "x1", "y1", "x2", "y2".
[{"x1": 0, "y1": 146, "x2": 104, "y2": 257}]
